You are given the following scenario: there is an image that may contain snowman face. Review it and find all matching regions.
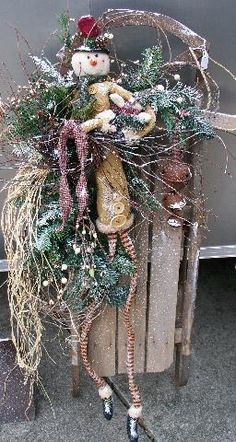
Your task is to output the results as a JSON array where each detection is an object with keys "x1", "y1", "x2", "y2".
[{"x1": 71, "y1": 51, "x2": 110, "y2": 77}]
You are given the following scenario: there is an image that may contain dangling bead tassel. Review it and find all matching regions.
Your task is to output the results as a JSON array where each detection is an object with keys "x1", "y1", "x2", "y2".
[
  {"x1": 127, "y1": 405, "x2": 142, "y2": 441},
  {"x1": 119, "y1": 230, "x2": 142, "y2": 442},
  {"x1": 79, "y1": 301, "x2": 114, "y2": 420},
  {"x1": 98, "y1": 384, "x2": 114, "y2": 420},
  {"x1": 107, "y1": 232, "x2": 118, "y2": 262},
  {"x1": 57, "y1": 122, "x2": 74, "y2": 230}
]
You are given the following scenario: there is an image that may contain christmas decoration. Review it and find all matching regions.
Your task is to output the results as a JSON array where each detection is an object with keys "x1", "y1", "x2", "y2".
[{"x1": 1, "y1": 8, "x2": 236, "y2": 441}]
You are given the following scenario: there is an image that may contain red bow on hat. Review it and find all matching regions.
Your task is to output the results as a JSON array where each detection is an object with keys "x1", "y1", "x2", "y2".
[{"x1": 78, "y1": 16, "x2": 101, "y2": 38}]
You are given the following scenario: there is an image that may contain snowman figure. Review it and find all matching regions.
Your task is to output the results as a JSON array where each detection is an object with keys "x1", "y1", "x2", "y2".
[
  {"x1": 71, "y1": 15, "x2": 156, "y2": 138},
  {"x1": 68, "y1": 16, "x2": 155, "y2": 442}
]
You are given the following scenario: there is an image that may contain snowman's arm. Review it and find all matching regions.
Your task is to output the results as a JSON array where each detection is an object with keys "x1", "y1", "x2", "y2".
[
  {"x1": 81, "y1": 110, "x2": 116, "y2": 133},
  {"x1": 109, "y1": 83, "x2": 133, "y2": 102},
  {"x1": 81, "y1": 118, "x2": 102, "y2": 133}
]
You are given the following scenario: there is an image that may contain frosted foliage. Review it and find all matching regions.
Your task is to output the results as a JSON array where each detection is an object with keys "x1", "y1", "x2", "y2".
[{"x1": 30, "y1": 56, "x2": 74, "y2": 86}]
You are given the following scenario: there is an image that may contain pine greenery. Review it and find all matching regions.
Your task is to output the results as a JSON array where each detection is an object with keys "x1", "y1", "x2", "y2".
[
  {"x1": 123, "y1": 46, "x2": 163, "y2": 92},
  {"x1": 139, "y1": 81, "x2": 214, "y2": 139},
  {"x1": 127, "y1": 173, "x2": 160, "y2": 211},
  {"x1": 25, "y1": 173, "x2": 135, "y2": 309},
  {"x1": 57, "y1": 11, "x2": 73, "y2": 48},
  {"x1": 10, "y1": 82, "x2": 73, "y2": 140},
  {"x1": 115, "y1": 113, "x2": 146, "y2": 131}
]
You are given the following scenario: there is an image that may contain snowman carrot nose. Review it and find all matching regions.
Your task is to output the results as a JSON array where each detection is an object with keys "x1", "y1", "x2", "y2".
[{"x1": 90, "y1": 59, "x2": 97, "y2": 66}]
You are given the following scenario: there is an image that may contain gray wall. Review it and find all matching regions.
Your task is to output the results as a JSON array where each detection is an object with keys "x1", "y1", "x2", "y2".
[{"x1": 1, "y1": 0, "x2": 236, "y2": 255}]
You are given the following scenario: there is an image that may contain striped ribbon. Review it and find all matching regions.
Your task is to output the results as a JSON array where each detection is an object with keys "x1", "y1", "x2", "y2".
[{"x1": 58, "y1": 120, "x2": 89, "y2": 229}]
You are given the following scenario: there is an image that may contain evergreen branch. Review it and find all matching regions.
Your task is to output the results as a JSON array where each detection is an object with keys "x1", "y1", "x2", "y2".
[
  {"x1": 57, "y1": 11, "x2": 73, "y2": 48},
  {"x1": 123, "y1": 46, "x2": 163, "y2": 92}
]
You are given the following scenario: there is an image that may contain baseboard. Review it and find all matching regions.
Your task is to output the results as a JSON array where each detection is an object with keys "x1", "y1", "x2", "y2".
[
  {"x1": 1, "y1": 246, "x2": 236, "y2": 271},
  {"x1": 200, "y1": 245, "x2": 236, "y2": 259}
]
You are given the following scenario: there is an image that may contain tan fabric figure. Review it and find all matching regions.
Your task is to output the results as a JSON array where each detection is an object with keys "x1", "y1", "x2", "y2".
[
  {"x1": 88, "y1": 81, "x2": 133, "y2": 113},
  {"x1": 80, "y1": 81, "x2": 156, "y2": 139},
  {"x1": 96, "y1": 152, "x2": 134, "y2": 234}
]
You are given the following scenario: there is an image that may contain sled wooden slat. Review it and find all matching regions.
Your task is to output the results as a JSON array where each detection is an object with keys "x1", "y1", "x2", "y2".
[
  {"x1": 146, "y1": 210, "x2": 182, "y2": 372},
  {"x1": 88, "y1": 206, "x2": 183, "y2": 375},
  {"x1": 88, "y1": 306, "x2": 116, "y2": 377},
  {"x1": 117, "y1": 216, "x2": 150, "y2": 374},
  {"x1": 175, "y1": 142, "x2": 203, "y2": 386},
  {"x1": 70, "y1": 324, "x2": 80, "y2": 397}
]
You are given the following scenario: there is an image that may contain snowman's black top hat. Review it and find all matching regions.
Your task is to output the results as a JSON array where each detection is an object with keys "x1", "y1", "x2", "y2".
[{"x1": 74, "y1": 44, "x2": 110, "y2": 55}]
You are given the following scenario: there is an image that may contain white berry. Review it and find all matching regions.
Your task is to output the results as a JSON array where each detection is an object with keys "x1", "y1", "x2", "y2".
[
  {"x1": 137, "y1": 112, "x2": 152, "y2": 123},
  {"x1": 61, "y1": 277, "x2": 68, "y2": 285},
  {"x1": 157, "y1": 84, "x2": 165, "y2": 92},
  {"x1": 174, "y1": 74, "x2": 180, "y2": 81},
  {"x1": 61, "y1": 264, "x2": 68, "y2": 271},
  {"x1": 43, "y1": 280, "x2": 49, "y2": 287},
  {"x1": 176, "y1": 97, "x2": 184, "y2": 104},
  {"x1": 75, "y1": 247, "x2": 81, "y2": 255}
]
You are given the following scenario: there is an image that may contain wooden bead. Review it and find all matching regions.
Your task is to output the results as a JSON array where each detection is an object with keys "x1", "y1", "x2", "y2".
[
  {"x1": 163, "y1": 193, "x2": 186, "y2": 210},
  {"x1": 167, "y1": 216, "x2": 182, "y2": 228},
  {"x1": 160, "y1": 160, "x2": 192, "y2": 189}
]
